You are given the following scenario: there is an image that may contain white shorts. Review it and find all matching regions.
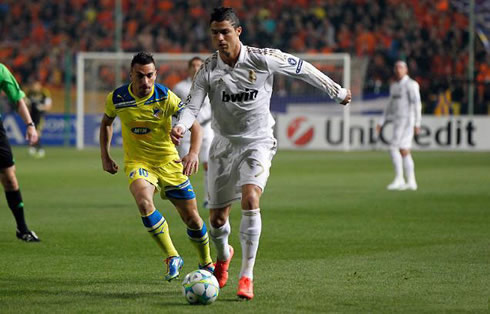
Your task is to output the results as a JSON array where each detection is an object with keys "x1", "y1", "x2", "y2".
[
  {"x1": 390, "y1": 118, "x2": 414, "y2": 149},
  {"x1": 176, "y1": 128, "x2": 214, "y2": 164},
  {"x1": 207, "y1": 136, "x2": 277, "y2": 208}
]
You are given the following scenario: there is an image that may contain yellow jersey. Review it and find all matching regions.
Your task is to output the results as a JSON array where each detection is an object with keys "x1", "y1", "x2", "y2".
[{"x1": 104, "y1": 83, "x2": 184, "y2": 166}]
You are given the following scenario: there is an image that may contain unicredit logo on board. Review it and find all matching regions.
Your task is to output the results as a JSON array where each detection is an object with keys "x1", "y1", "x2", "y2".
[{"x1": 324, "y1": 119, "x2": 476, "y2": 147}]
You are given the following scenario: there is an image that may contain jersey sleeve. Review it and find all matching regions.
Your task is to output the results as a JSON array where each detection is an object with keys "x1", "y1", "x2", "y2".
[
  {"x1": 379, "y1": 84, "x2": 394, "y2": 126},
  {"x1": 408, "y1": 80, "x2": 422, "y2": 127},
  {"x1": 263, "y1": 49, "x2": 348, "y2": 103},
  {"x1": 104, "y1": 92, "x2": 117, "y2": 118},
  {"x1": 0, "y1": 64, "x2": 26, "y2": 103},
  {"x1": 166, "y1": 89, "x2": 184, "y2": 117},
  {"x1": 175, "y1": 66, "x2": 208, "y2": 131}
]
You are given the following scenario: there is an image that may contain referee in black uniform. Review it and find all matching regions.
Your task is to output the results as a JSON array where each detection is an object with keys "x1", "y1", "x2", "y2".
[{"x1": 0, "y1": 63, "x2": 40, "y2": 242}]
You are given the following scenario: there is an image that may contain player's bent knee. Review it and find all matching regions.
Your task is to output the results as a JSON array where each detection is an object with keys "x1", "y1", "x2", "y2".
[
  {"x1": 135, "y1": 198, "x2": 154, "y2": 215},
  {"x1": 241, "y1": 188, "x2": 261, "y2": 210},
  {"x1": 181, "y1": 209, "x2": 202, "y2": 229},
  {"x1": 210, "y1": 216, "x2": 226, "y2": 228},
  {"x1": 209, "y1": 209, "x2": 229, "y2": 227}
]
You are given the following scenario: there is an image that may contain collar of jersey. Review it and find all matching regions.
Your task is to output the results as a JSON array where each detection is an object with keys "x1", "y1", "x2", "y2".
[
  {"x1": 399, "y1": 75, "x2": 409, "y2": 83},
  {"x1": 217, "y1": 42, "x2": 246, "y2": 70},
  {"x1": 127, "y1": 83, "x2": 154, "y2": 104}
]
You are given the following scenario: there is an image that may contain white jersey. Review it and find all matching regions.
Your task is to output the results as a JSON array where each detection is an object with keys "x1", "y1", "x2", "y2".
[
  {"x1": 176, "y1": 43, "x2": 348, "y2": 143},
  {"x1": 379, "y1": 75, "x2": 422, "y2": 127},
  {"x1": 173, "y1": 77, "x2": 214, "y2": 142}
]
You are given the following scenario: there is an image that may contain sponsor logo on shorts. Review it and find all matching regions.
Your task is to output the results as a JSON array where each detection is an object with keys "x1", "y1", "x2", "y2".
[{"x1": 254, "y1": 162, "x2": 265, "y2": 178}]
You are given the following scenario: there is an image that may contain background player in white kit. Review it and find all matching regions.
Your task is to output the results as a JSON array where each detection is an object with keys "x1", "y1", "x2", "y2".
[
  {"x1": 173, "y1": 57, "x2": 214, "y2": 208},
  {"x1": 377, "y1": 61, "x2": 422, "y2": 191},
  {"x1": 171, "y1": 7, "x2": 351, "y2": 300}
]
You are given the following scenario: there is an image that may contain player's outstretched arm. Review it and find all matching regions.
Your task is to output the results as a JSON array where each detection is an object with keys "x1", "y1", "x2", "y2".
[
  {"x1": 263, "y1": 49, "x2": 351, "y2": 105},
  {"x1": 179, "y1": 120, "x2": 202, "y2": 176},
  {"x1": 99, "y1": 114, "x2": 119, "y2": 174}
]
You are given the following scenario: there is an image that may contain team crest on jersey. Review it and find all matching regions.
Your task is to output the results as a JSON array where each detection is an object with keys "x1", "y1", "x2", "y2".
[
  {"x1": 152, "y1": 107, "x2": 161, "y2": 118},
  {"x1": 249, "y1": 70, "x2": 257, "y2": 83}
]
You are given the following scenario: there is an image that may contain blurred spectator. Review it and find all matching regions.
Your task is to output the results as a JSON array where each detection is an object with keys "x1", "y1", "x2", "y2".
[
  {"x1": 26, "y1": 80, "x2": 52, "y2": 158},
  {"x1": 0, "y1": 0, "x2": 487, "y2": 113}
]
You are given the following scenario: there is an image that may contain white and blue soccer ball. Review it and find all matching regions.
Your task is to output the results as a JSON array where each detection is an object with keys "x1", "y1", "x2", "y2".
[{"x1": 182, "y1": 269, "x2": 220, "y2": 305}]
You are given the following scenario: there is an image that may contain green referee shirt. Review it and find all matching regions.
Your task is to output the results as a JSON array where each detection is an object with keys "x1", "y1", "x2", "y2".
[{"x1": 0, "y1": 63, "x2": 25, "y2": 103}]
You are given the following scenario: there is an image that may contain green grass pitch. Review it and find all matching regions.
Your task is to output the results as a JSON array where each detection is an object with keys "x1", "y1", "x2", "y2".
[{"x1": 0, "y1": 147, "x2": 489, "y2": 313}]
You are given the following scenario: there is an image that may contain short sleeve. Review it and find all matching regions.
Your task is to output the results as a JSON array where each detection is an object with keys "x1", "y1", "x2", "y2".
[
  {"x1": 104, "y1": 92, "x2": 117, "y2": 118},
  {"x1": 0, "y1": 64, "x2": 26, "y2": 103},
  {"x1": 166, "y1": 89, "x2": 184, "y2": 116}
]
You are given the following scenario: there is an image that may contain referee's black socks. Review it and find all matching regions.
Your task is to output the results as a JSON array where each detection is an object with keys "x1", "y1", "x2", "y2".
[{"x1": 5, "y1": 190, "x2": 29, "y2": 233}]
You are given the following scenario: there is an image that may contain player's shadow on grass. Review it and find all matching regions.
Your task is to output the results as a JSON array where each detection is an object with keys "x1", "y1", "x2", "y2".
[{"x1": 1, "y1": 277, "x2": 180, "y2": 299}]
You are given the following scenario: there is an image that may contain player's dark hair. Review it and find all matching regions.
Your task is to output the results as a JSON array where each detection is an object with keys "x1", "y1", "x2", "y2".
[
  {"x1": 188, "y1": 57, "x2": 203, "y2": 68},
  {"x1": 210, "y1": 7, "x2": 240, "y2": 28},
  {"x1": 131, "y1": 52, "x2": 155, "y2": 68}
]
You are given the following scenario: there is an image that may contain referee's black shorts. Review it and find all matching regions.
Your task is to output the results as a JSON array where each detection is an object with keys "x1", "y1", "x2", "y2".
[{"x1": 0, "y1": 122, "x2": 15, "y2": 169}]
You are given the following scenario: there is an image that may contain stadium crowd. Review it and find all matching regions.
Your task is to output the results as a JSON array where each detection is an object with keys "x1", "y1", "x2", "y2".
[{"x1": 0, "y1": 0, "x2": 488, "y2": 113}]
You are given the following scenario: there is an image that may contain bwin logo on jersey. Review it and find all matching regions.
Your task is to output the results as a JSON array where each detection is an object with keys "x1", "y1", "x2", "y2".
[{"x1": 222, "y1": 89, "x2": 258, "y2": 102}]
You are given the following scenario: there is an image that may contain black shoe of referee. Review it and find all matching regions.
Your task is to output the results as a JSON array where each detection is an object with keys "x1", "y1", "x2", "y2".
[{"x1": 16, "y1": 230, "x2": 41, "y2": 242}]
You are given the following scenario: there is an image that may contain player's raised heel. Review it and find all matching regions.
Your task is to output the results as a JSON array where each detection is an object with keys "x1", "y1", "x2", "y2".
[
  {"x1": 199, "y1": 262, "x2": 215, "y2": 274},
  {"x1": 237, "y1": 276, "x2": 254, "y2": 300},
  {"x1": 16, "y1": 230, "x2": 40, "y2": 242},
  {"x1": 164, "y1": 256, "x2": 184, "y2": 281},
  {"x1": 214, "y1": 245, "x2": 234, "y2": 288}
]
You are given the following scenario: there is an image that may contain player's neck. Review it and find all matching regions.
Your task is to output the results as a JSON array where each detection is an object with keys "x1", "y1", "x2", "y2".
[
  {"x1": 130, "y1": 83, "x2": 151, "y2": 99},
  {"x1": 220, "y1": 44, "x2": 241, "y2": 68},
  {"x1": 396, "y1": 74, "x2": 408, "y2": 82}
]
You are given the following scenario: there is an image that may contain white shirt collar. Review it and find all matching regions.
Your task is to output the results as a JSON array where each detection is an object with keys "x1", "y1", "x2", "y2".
[
  {"x1": 399, "y1": 75, "x2": 409, "y2": 82},
  {"x1": 217, "y1": 42, "x2": 246, "y2": 70}
]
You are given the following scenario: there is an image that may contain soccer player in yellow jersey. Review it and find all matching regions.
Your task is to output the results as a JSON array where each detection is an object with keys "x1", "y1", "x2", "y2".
[{"x1": 99, "y1": 52, "x2": 213, "y2": 281}]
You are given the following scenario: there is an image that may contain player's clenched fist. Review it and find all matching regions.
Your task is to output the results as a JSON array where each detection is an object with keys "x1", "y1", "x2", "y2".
[
  {"x1": 102, "y1": 157, "x2": 119, "y2": 174},
  {"x1": 341, "y1": 89, "x2": 352, "y2": 105},
  {"x1": 170, "y1": 125, "x2": 185, "y2": 145}
]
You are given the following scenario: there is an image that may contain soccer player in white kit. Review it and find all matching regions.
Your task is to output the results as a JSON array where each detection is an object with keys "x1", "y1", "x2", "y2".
[
  {"x1": 377, "y1": 61, "x2": 422, "y2": 191},
  {"x1": 173, "y1": 57, "x2": 214, "y2": 208},
  {"x1": 171, "y1": 7, "x2": 351, "y2": 300}
]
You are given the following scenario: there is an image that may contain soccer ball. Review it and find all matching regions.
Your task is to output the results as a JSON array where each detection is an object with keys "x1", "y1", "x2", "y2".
[{"x1": 182, "y1": 269, "x2": 220, "y2": 305}]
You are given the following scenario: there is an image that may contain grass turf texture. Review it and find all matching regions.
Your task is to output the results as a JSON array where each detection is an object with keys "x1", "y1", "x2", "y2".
[{"x1": 0, "y1": 147, "x2": 488, "y2": 313}]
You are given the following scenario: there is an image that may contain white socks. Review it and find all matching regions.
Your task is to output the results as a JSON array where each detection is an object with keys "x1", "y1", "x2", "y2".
[
  {"x1": 390, "y1": 148, "x2": 404, "y2": 181},
  {"x1": 209, "y1": 219, "x2": 231, "y2": 261},
  {"x1": 239, "y1": 208, "x2": 262, "y2": 279},
  {"x1": 403, "y1": 154, "x2": 416, "y2": 184}
]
